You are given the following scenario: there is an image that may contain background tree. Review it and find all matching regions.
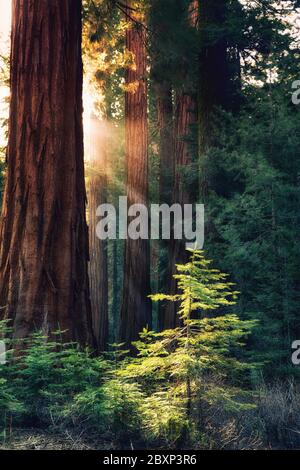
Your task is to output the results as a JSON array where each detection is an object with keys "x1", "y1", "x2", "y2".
[
  {"x1": 163, "y1": 0, "x2": 199, "y2": 329},
  {"x1": 86, "y1": 115, "x2": 109, "y2": 351},
  {"x1": 83, "y1": 0, "x2": 127, "y2": 344},
  {"x1": 149, "y1": 0, "x2": 176, "y2": 330},
  {"x1": 119, "y1": 0, "x2": 152, "y2": 347}
]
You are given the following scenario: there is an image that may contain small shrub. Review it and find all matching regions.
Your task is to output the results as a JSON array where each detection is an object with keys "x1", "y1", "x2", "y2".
[{"x1": 66, "y1": 379, "x2": 144, "y2": 446}]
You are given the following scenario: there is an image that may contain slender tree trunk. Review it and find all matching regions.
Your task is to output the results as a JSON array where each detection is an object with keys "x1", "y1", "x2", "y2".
[
  {"x1": 111, "y1": 238, "x2": 121, "y2": 342},
  {"x1": 155, "y1": 82, "x2": 174, "y2": 207},
  {"x1": 119, "y1": 2, "x2": 151, "y2": 347},
  {"x1": 199, "y1": 0, "x2": 241, "y2": 197},
  {"x1": 163, "y1": 1, "x2": 199, "y2": 330},
  {"x1": 199, "y1": 0, "x2": 229, "y2": 153},
  {"x1": 87, "y1": 116, "x2": 108, "y2": 351},
  {"x1": 154, "y1": 81, "x2": 174, "y2": 330},
  {"x1": 150, "y1": 0, "x2": 176, "y2": 331},
  {"x1": 0, "y1": 0, "x2": 94, "y2": 346},
  {"x1": 164, "y1": 93, "x2": 198, "y2": 329}
]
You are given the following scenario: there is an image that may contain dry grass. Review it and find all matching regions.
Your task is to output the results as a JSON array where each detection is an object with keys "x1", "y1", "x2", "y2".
[
  {"x1": 0, "y1": 428, "x2": 113, "y2": 450},
  {"x1": 257, "y1": 379, "x2": 300, "y2": 449}
]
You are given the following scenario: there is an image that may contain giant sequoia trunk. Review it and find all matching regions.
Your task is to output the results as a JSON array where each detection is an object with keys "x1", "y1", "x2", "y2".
[
  {"x1": 119, "y1": 2, "x2": 151, "y2": 346},
  {"x1": 87, "y1": 116, "x2": 108, "y2": 351},
  {"x1": 163, "y1": 0, "x2": 199, "y2": 330},
  {"x1": 0, "y1": 0, "x2": 94, "y2": 345}
]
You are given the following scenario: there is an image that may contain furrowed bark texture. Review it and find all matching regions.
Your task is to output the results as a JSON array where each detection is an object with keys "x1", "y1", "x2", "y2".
[
  {"x1": 0, "y1": 0, "x2": 94, "y2": 345},
  {"x1": 119, "y1": 2, "x2": 151, "y2": 347},
  {"x1": 87, "y1": 116, "x2": 108, "y2": 351}
]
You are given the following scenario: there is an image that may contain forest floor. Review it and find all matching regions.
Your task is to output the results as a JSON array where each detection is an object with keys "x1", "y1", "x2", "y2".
[
  {"x1": 0, "y1": 428, "x2": 115, "y2": 450},
  {"x1": 0, "y1": 428, "x2": 290, "y2": 450}
]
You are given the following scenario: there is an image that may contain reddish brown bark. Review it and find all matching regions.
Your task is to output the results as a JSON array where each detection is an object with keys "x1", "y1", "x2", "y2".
[
  {"x1": 119, "y1": 2, "x2": 151, "y2": 347},
  {"x1": 0, "y1": 0, "x2": 94, "y2": 346},
  {"x1": 87, "y1": 116, "x2": 108, "y2": 351}
]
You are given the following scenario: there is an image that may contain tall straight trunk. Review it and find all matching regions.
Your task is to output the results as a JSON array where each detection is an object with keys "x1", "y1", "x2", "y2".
[
  {"x1": 199, "y1": 0, "x2": 240, "y2": 198},
  {"x1": 199, "y1": 0, "x2": 229, "y2": 153},
  {"x1": 150, "y1": 0, "x2": 176, "y2": 331},
  {"x1": 164, "y1": 93, "x2": 198, "y2": 329},
  {"x1": 154, "y1": 81, "x2": 174, "y2": 330},
  {"x1": 111, "y1": 238, "x2": 121, "y2": 342},
  {"x1": 0, "y1": 0, "x2": 94, "y2": 345},
  {"x1": 163, "y1": 0, "x2": 199, "y2": 330},
  {"x1": 119, "y1": 2, "x2": 151, "y2": 346},
  {"x1": 87, "y1": 116, "x2": 108, "y2": 351},
  {"x1": 155, "y1": 82, "x2": 174, "y2": 206}
]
